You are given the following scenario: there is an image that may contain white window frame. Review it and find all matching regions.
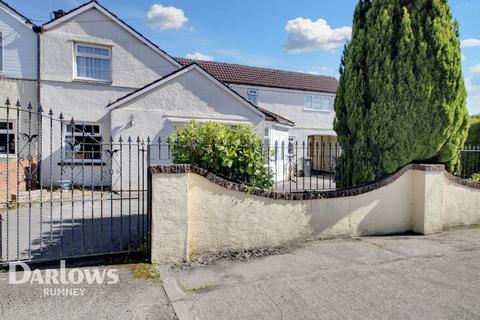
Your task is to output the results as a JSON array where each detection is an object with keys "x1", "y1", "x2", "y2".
[
  {"x1": 0, "y1": 120, "x2": 15, "y2": 157},
  {"x1": 74, "y1": 43, "x2": 112, "y2": 82},
  {"x1": 63, "y1": 123, "x2": 103, "y2": 164},
  {"x1": 304, "y1": 95, "x2": 333, "y2": 112},
  {"x1": 247, "y1": 88, "x2": 258, "y2": 106}
]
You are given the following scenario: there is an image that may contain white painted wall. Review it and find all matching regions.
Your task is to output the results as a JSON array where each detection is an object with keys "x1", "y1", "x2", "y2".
[
  {"x1": 151, "y1": 165, "x2": 480, "y2": 264},
  {"x1": 230, "y1": 84, "x2": 336, "y2": 143},
  {"x1": 110, "y1": 68, "x2": 265, "y2": 142},
  {"x1": 40, "y1": 7, "x2": 177, "y2": 87},
  {"x1": 39, "y1": 6, "x2": 179, "y2": 187},
  {"x1": 0, "y1": 3, "x2": 38, "y2": 80},
  {"x1": 110, "y1": 67, "x2": 267, "y2": 188}
]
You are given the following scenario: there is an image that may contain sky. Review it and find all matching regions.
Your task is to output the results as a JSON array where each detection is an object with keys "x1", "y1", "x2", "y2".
[{"x1": 7, "y1": 0, "x2": 480, "y2": 115}]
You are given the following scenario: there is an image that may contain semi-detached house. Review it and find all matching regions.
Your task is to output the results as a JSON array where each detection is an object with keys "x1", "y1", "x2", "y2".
[{"x1": 0, "y1": 0, "x2": 337, "y2": 188}]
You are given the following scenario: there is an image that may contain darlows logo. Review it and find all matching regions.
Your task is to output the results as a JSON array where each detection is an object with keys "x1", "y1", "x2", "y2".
[{"x1": 9, "y1": 261, "x2": 119, "y2": 287}]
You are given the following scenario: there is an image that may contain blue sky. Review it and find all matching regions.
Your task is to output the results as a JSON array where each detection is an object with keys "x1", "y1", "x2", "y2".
[{"x1": 8, "y1": 0, "x2": 480, "y2": 114}]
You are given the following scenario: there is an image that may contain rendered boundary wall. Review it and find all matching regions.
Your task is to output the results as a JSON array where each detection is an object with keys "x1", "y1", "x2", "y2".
[{"x1": 150, "y1": 164, "x2": 480, "y2": 264}]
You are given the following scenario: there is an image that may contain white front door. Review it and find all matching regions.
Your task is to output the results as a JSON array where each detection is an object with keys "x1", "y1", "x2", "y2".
[{"x1": 270, "y1": 129, "x2": 288, "y2": 182}]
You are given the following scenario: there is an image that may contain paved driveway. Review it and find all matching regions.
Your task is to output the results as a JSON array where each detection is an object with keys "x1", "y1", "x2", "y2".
[
  {"x1": 164, "y1": 228, "x2": 480, "y2": 320},
  {"x1": 1, "y1": 192, "x2": 147, "y2": 262}
]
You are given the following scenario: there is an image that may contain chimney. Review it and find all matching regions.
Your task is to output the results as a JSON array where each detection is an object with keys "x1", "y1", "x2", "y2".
[{"x1": 53, "y1": 10, "x2": 66, "y2": 19}]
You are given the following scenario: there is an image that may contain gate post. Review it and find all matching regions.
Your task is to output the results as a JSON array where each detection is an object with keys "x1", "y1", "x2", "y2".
[
  {"x1": 412, "y1": 164, "x2": 445, "y2": 235},
  {"x1": 150, "y1": 167, "x2": 190, "y2": 264}
]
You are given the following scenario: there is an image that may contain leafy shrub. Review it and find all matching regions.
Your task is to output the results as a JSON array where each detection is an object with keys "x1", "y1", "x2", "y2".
[
  {"x1": 170, "y1": 121, "x2": 273, "y2": 189},
  {"x1": 334, "y1": 0, "x2": 469, "y2": 188},
  {"x1": 465, "y1": 115, "x2": 480, "y2": 146},
  {"x1": 469, "y1": 173, "x2": 480, "y2": 183}
]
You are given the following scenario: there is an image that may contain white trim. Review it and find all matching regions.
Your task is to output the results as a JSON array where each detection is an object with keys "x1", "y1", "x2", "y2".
[
  {"x1": 0, "y1": 4, "x2": 36, "y2": 29},
  {"x1": 166, "y1": 116, "x2": 251, "y2": 126},
  {"x1": 74, "y1": 42, "x2": 112, "y2": 82},
  {"x1": 42, "y1": 2, "x2": 181, "y2": 68},
  {"x1": 63, "y1": 122, "x2": 103, "y2": 163},
  {"x1": 0, "y1": 120, "x2": 15, "y2": 156},
  {"x1": 229, "y1": 83, "x2": 337, "y2": 96},
  {"x1": 107, "y1": 64, "x2": 266, "y2": 118}
]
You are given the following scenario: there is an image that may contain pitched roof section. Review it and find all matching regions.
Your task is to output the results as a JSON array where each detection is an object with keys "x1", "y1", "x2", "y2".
[
  {"x1": 42, "y1": 1, "x2": 181, "y2": 68},
  {"x1": 0, "y1": 0, "x2": 37, "y2": 29},
  {"x1": 176, "y1": 58, "x2": 338, "y2": 94},
  {"x1": 106, "y1": 63, "x2": 294, "y2": 126}
]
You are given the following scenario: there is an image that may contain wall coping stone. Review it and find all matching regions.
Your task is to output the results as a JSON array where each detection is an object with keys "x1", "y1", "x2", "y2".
[
  {"x1": 149, "y1": 163, "x2": 478, "y2": 200},
  {"x1": 444, "y1": 172, "x2": 480, "y2": 189}
]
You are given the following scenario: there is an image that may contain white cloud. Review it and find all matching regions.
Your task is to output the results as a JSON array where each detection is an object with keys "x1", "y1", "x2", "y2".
[
  {"x1": 213, "y1": 49, "x2": 275, "y2": 67},
  {"x1": 466, "y1": 79, "x2": 480, "y2": 115},
  {"x1": 466, "y1": 65, "x2": 480, "y2": 115},
  {"x1": 461, "y1": 39, "x2": 480, "y2": 48},
  {"x1": 145, "y1": 4, "x2": 188, "y2": 30},
  {"x1": 284, "y1": 18, "x2": 351, "y2": 53},
  {"x1": 185, "y1": 52, "x2": 214, "y2": 61},
  {"x1": 299, "y1": 66, "x2": 330, "y2": 75},
  {"x1": 471, "y1": 64, "x2": 480, "y2": 74}
]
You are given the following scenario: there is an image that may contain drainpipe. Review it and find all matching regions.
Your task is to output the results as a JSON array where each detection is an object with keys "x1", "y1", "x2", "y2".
[
  {"x1": 33, "y1": 25, "x2": 42, "y2": 185},
  {"x1": 33, "y1": 25, "x2": 41, "y2": 112}
]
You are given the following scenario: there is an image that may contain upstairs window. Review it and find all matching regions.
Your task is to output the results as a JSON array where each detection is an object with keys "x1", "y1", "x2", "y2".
[
  {"x1": 304, "y1": 95, "x2": 333, "y2": 112},
  {"x1": 247, "y1": 89, "x2": 258, "y2": 106},
  {"x1": 0, "y1": 121, "x2": 15, "y2": 155},
  {"x1": 75, "y1": 43, "x2": 111, "y2": 82},
  {"x1": 64, "y1": 124, "x2": 102, "y2": 163}
]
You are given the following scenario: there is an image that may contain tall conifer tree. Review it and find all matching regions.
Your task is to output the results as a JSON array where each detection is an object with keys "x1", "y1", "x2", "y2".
[{"x1": 334, "y1": 0, "x2": 469, "y2": 187}]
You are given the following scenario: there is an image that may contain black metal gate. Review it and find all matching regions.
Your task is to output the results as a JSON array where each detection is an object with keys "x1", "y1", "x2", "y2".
[{"x1": 0, "y1": 100, "x2": 151, "y2": 265}]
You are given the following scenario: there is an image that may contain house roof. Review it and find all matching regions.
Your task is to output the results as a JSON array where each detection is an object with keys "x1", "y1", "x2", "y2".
[
  {"x1": 0, "y1": 0, "x2": 37, "y2": 29},
  {"x1": 106, "y1": 63, "x2": 294, "y2": 127},
  {"x1": 42, "y1": 1, "x2": 181, "y2": 68},
  {"x1": 176, "y1": 58, "x2": 338, "y2": 94}
]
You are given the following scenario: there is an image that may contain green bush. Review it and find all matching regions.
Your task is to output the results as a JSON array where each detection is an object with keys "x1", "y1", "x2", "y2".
[
  {"x1": 465, "y1": 115, "x2": 480, "y2": 146},
  {"x1": 170, "y1": 121, "x2": 273, "y2": 189},
  {"x1": 334, "y1": 0, "x2": 469, "y2": 188},
  {"x1": 469, "y1": 173, "x2": 480, "y2": 183}
]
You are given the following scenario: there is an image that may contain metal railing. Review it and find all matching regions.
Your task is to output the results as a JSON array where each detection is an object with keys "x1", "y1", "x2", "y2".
[
  {"x1": 1, "y1": 98, "x2": 479, "y2": 264},
  {"x1": 458, "y1": 146, "x2": 480, "y2": 180}
]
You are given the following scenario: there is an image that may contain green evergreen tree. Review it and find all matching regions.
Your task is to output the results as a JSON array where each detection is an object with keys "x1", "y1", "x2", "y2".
[
  {"x1": 334, "y1": 0, "x2": 469, "y2": 188},
  {"x1": 465, "y1": 115, "x2": 480, "y2": 146}
]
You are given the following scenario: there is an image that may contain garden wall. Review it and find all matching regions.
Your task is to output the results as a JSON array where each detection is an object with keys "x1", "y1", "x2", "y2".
[{"x1": 149, "y1": 164, "x2": 480, "y2": 264}]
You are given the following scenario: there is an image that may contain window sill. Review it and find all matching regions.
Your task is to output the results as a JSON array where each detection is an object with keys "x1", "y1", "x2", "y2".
[
  {"x1": 73, "y1": 78, "x2": 112, "y2": 86},
  {"x1": 303, "y1": 108, "x2": 333, "y2": 113},
  {"x1": 58, "y1": 161, "x2": 106, "y2": 166}
]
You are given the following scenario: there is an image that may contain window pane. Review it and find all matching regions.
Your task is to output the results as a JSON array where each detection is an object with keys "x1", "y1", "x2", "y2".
[
  {"x1": 76, "y1": 45, "x2": 111, "y2": 81},
  {"x1": 0, "y1": 133, "x2": 15, "y2": 154},
  {"x1": 0, "y1": 122, "x2": 13, "y2": 130},
  {"x1": 312, "y1": 96, "x2": 322, "y2": 110},
  {"x1": 322, "y1": 97, "x2": 331, "y2": 110},
  {"x1": 78, "y1": 45, "x2": 94, "y2": 54},
  {"x1": 305, "y1": 96, "x2": 312, "y2": 108},
  {"x1": 94, "y1": 47, "x2": 109, "y2": 56},
  {"x1": 65, "y1": 124, "x2": 102, "y2": 161},
  {"x1": 248, "y1": 94, "x2": 257, "y2": 105}
]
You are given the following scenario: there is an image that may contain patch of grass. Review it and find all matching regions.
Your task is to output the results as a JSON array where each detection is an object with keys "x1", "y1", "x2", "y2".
[
  {"x1": 182, "y1": 284, "x2": 216, "y2": 294},
  {"x1": 129, "y1": 263, "x2": 161, "y2": 281}
]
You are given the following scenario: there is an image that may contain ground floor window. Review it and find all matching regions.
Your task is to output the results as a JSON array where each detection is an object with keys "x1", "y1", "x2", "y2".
[
  {"x1": 64, "y1": 123, "x2": 102, "y2": 163},
  {"x1": 0, "y1": 121, "x2": 15, "y2": 155}
]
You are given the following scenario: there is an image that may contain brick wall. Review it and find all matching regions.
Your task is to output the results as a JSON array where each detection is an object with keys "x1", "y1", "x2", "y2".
[{"x1": 0, "y1": 159, "x2": 37, "y2": 202}]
